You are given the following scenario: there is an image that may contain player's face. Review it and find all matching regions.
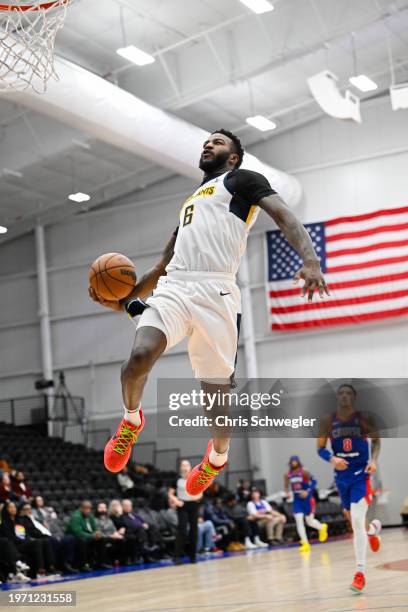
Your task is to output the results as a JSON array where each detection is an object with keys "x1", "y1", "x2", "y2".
[
  {"x1": 199, "y1": 133, "x2": 237, "y2": 171},
  {"x1": 290, "y1": 460, "x2": 299, "y2": 470},
  {"x1": 337, "y1": 386, "x2": 355, "y2": 408}
]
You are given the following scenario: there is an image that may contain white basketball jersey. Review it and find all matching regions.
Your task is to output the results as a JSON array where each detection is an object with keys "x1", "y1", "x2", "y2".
[{"x1": 166, "y1": 172, "x2": 260, "y2": 275}]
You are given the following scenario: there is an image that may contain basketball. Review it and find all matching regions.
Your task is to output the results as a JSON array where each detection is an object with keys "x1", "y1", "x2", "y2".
[{"x1": 89, "y1": 253, "x2": 136, "y2": 301}]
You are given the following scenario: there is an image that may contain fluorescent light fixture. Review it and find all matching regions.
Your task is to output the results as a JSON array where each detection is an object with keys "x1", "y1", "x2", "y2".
[
  {"x1": 246, "y1": 115, "x2": 277, "y2": 131},
  {"x1": 239, "y1": 0, "x2": 274, "y2": 13},
  {"x1": 349, "y1": 74, "x2": 378, "y2": 92},
  {"x1": 390, "y1": 83, "x2": 408, "y2": 110},
  {"x1": 0, "y1": 225, "x2": 7, "y2": 234},
  {"x1": 116, "y1": 45, "x2": 155, "y2": 66},
  {"x1": 68, "y1": 192, "x2": 91, "y2": 203}
]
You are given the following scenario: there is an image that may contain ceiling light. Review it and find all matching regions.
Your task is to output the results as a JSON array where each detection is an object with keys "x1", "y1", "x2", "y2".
[
  {"x1": 0, "y1": 225, "x2": 7, "y2": 234},
  {"x1": 246, "y1": 115, "x2": 277, "y2": 131},
  {"x1": 239, "y1": 0, "x2": 274, "y2": 14},
  {"x1": 116, "y1": 45, "x2": 155, "y2": 66},
  {"x1": 390, "y1": 83, "x2": 408, "y2": 110},
  {"x1": 349, "y1": 74, "x2": 378, "y2": 92},
  {"x1": 69, "y1": 192, "x2": 91, "y2": 203}
]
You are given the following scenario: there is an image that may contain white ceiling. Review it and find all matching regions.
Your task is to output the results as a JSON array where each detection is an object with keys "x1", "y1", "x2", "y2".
[{"x1": 1, "y1": 0, "x2": 408, "y2": 235}]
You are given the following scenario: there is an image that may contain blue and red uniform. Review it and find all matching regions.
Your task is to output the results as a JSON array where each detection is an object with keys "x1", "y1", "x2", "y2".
[
  {"x1": 329, "y1": 411, "x2": 372, "y2": 511},
  {"x1": 288, "y1": 467, "x2": 317, "y2": 515}
]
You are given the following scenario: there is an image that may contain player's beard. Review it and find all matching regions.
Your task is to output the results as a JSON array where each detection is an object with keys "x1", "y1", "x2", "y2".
[{"x1": 199, "y1": 150, "x2": 230, "y2": 172}]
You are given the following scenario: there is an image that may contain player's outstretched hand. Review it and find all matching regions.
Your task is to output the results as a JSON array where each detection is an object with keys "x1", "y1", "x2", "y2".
[
  {"x1": 293, "y1": 261, "x2": 330, "y2": 302},
  {"x1": 88, "y1": 287, "x2": 124, "y2": 312}
]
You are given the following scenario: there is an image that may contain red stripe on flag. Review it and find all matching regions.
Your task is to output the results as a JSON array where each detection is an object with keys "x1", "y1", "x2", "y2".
[
  {"x1": 269, "y1": 270, "x2": 408, "y2": 299},
  {"x1": 327, "y1": 238, "x2": 408, "y2": 258},
  {"x1": 327, "y1": 254, "x2": 408, "y2": 273},
  {"x1": 326, "y1": 222, "x2": 408, "y2": 243},
  {"x1": 272, "y1": 306, "x2": 408, "y2": 331},
  {"x1": 325, "y1": 205, "x2": 408, "y2": 227},
  {"x1": 270, "y1": 288, "x2": 408, "y2": 315}
]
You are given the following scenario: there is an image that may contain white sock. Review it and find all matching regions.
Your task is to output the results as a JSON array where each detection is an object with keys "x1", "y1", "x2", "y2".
[
  {"x1": 209, "y1": 443, "x2": 228, "y2": 467},
  {"x1": 294, "y1": 513, "x2": 308, "y2": 542},
  {"x1": 367, "y1": 519, "x2": 381, "y2": 536},
  {"x1": 351, "y1": 498, "x2": 368, "y2": 574},
  {"x1": 124, "y1": 403, "x2": 141, "y2": 427},
  {"x1": 305, "y1": 514, "x2": 323, "y2": 531}
]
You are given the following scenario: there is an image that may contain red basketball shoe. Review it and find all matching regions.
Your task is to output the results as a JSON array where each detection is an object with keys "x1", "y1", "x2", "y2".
[
  {"x1": 368, "y1": 519, "x2": 381, "y2": 552},
  {"x1": 186, "y1": 440, "x2": 227, "y2": 496},
  {"x1": 350, "y1": 572, "x2": 365, "y2": 593},
  {"x1": 104, "y1": 410, "x2": 145, "y2": 473}
]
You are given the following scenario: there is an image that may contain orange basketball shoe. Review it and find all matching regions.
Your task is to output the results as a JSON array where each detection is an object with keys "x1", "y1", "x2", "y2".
[
  {"x1": 368, "y1": 519, "x2": 381, "y2": 552},
  {"x1": 186, "y1": 440, "x2": 227, "y2": 495},
  {"x1": 350, "y1": 572, "x2": 365, "y2": 593},
  {"x1": 104, "y1": 410, "x2": 145, "y2": 473}
]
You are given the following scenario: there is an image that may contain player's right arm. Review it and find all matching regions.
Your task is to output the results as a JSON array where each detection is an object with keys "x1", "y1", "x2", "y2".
[
  {"x1": 284, "y1": 472, "x2": 290, "y2": 497},
  {"x1": 317, "y1": 415, "x2": 348, "y2": 470},
  {"x1": 89, "y1": 229, "x2": 177, "y2": 311}
]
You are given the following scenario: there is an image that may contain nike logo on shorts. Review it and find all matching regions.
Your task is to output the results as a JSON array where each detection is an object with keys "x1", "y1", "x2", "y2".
[{"x1": 220, "y1": 291, "x2": 231, "y2": 296}]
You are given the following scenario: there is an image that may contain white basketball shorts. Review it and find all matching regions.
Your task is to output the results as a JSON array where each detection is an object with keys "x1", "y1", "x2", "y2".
[{"x1": 137, "y1": 271, "x2": 241, "y2": 382}]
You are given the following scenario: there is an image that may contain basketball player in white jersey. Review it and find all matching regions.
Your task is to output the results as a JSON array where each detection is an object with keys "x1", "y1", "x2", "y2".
[{"x1": 90, "y1": 130, "x2": 329, "y2": 499}]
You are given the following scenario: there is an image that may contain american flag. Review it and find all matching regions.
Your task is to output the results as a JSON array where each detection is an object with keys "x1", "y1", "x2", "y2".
[{"x1": 266, "y1": 205, "x2": 408, "y2": 332}]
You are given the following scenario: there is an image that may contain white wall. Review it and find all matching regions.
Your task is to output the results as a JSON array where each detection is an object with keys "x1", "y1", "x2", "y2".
[{"x1": 1, "y1": 95, "x2": 407, "y2": 521}]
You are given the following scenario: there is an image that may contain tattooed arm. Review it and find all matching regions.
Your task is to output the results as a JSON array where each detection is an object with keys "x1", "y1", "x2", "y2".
[{"x1": 259, "y1": 194, "x2": 330, "y2": 302}]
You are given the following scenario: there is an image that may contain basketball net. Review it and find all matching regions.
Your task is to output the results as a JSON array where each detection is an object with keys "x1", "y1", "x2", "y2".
[{"x1": 0, "y1": 0, "x2": 72, "y2": 94}]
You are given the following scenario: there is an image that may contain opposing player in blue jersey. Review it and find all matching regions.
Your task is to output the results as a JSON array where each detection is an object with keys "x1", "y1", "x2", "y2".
[
  {"x1": 284, "y1": 455, "x2": 328, "y2": 553},
  {"x1": 317, "y1": 384, "x2": 381, "y2": 593}
]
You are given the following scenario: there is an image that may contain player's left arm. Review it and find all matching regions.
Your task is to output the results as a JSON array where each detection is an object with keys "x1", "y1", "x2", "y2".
[
  {"x1": 259, "y1": 194, "x2": 330, "y2": 302},
  {"x1": 363, "y1": 412, "x2": 381, "y2": 473}
]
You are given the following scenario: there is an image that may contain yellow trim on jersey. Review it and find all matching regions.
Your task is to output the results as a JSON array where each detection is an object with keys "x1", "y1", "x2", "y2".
[{"x1": 246, "y1": 204, "x2": 257, "y2": 225}]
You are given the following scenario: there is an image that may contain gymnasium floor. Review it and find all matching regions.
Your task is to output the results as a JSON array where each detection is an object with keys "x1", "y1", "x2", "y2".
[{"x1": 2, "y1": 529, "x2": 407, "y2": 612}]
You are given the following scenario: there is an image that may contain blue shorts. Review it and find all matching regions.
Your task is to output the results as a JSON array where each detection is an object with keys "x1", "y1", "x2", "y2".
[
  {"x1": 336, "y1": 474, "x2": 372, "y2": 511},
  {"x1": 293, "y1": 496, "x2": 315, "y2": 515}
]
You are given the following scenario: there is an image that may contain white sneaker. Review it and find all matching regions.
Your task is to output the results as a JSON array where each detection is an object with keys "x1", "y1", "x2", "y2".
[
  {"x1": 245, "y1": 537, "x2": 257, "y2": 549},
  {"x1": 16, "y1": 560, "x2": 30, "y2": 572},
  {"x1": 370, "y1": 519, "x2": 382, "y2": 535},
  {"x1": 254, "y1": 536, "x2": 268, "y2": 548},
  {"x1": 9, "y1": 572, "x2": 30, "y2": 583}
]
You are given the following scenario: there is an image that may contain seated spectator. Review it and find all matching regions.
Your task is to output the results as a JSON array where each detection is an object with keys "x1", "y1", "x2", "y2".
[
  {"x1": 236, "y1": 479, "x2": 252, "y2": 504},
  {"x1": 120, "y1": 499, "x2": 158, "y2": 562},
  {"x1": 203, "y1": 498, "x2": 234, "y2": 550},
  {"x1": 247, "y1": 489, "x2": 286, "y2": 545},
  {"x1": 0, "y1": 459, "x2": 11, "y2": 477},
  {"x1": 197, "y1": 516, "x2": 221, "y2": 554},
  {"x1": 23, "y1": 499, "x2": 77, "y2": 574},
  {"x1": 65, "y1": 501, "x2": 112, "y2": 571},
  {"x1": 108, "y1": 499, "x2": 145, "y2": 564},
  {"x1": 0, "y1": 473, "x2": 22, "y2": 504},
  {"x1": 0, "y1": 501, "x2": 50, "y2": 578},
  {"x1": 224, "y1": 494, "x2": 259, "y2": 550},
  {"x1": 134, "y1": 499, "x2": 168, "y2": 558},
  {"x1": 95, "y1": 501, "x2": 132, "y2": 565},
  {"x1": 117, "y1": 466, "x2": 136, "y2": 495},
  {"x1": 205, "y1": 481, "x2": 228, "y2": 501},
  {"x1": 11, "y1": 472, "x2": 32, "y2": 502},
  {"x1": 18, "y1": 502, "x2": 57, "y2": 573}
]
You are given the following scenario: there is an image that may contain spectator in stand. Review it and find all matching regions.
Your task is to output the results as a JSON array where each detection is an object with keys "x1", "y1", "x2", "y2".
[
  {"x1": 247, "y1": 489, "x2": 286, "y2": 545},
  {"x1": 117, "y1": 466, "x2": 136, "y2": 495},
  {"x1": 108, "y1": 500, "x2": 148, "y2": 564},
  {"x1": 236, "y1": 479, "x2": 252, "y2": 504},
  {"x1": 120, "y1": 499, "x2": 158, "y2": 561},
  {"x1": 224, "y1": 494, "x2": 264, "y2": 550},
  {"x1": 18, "y1": 503, "x2": 57, "y2": 573},
  {"x1": 0, "y1": 502, "x2": 50, "y2": 578},
  {"x1": 0, "y1": 459, "x2": 11, "y2": 477},
  {"x1": 65, "y1": 501, "x2": 112, "y2": 571},
  {"x1": 23, "y1": 500, "x2": 77, "y2": 574},
  {"x1": 205, "y1": 481, "x2": 228, "y2": 501},
  {"x1": 134, "y1": 499, "x2": 169, "y2": 559},
  {"x1": 0, "y1": 473, "x2": 22, "y2": 504},
  {"x1": 168, "y1": 459, "x2": 202, "y2": 565},
  {"x1": 196, "y1": 514, "x2": 221, "y2": 554},
  {"x1": 203, "y1": 498, "x2": 234, "y2": 550},
  {"x1": 95, "y1": 502, "x2": 132, "y2": 565},
  {"x1": 11, "y1": 472, "x2": 32, "y2": 502}
]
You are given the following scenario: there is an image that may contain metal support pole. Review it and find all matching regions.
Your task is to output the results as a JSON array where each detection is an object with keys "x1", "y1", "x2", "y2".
[
  {"x1": 238, "y1": 253, "x2": 273, "y2": 491},
  {"x1": 35, "y1": 224, "x2": 54, "y2": 435}
]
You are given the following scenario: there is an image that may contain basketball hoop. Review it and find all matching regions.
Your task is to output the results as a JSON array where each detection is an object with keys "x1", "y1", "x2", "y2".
[{"x1": 0, "y1": 0, "x2": 72, "y2": 93}]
